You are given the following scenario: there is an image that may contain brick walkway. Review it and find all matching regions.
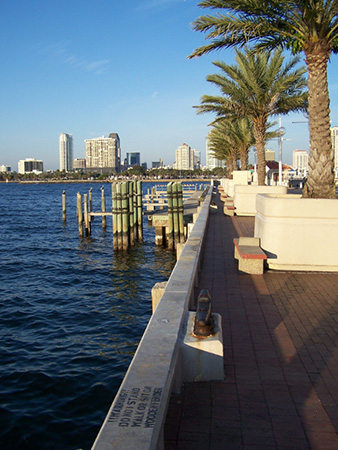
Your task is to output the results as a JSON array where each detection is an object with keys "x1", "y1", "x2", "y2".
[{"x1": 164, "y1": 191, "x2": 338, "y2": 450}]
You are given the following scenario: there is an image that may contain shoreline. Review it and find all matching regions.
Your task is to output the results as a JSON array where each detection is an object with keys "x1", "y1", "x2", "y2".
[{"x1": 2, "y1": 178, "x2": 212, "y2": 184}]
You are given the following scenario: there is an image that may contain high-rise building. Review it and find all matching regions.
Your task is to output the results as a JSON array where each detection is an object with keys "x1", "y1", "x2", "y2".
[
  {"x1": 0, "y1": 165, "x2": 11, "y2": 172},
  {"x1": 85, "y1": 133, "x2": 121, "y2": 172},
  {"x1": 193, "y1": 150, "x2": 201, "y2": 169},
  {"x1": 206, "y1": 136, "x2": 225, "y2": 170},
  {"x1": 18, "y1": 158, "x2": 43, "y2": 174},
  {"x1": 152, "y1": 159, "x2": 163, "y2": 169},
  {"x1": 331, "y1": 125, "x2": 338, "y2": 169},
  {"x1": 73, "y1": 158, "x2": 86, "y2": 170},
  {"x1": 292, "y1": 149, "x2": 308, "y2": 175},
  {"x1": 59, "y1": 133, "x2": 73, "y2": 171},
  {"x1": 174, "y1": 143, "x2": 197, "y2": 170},
  {"x1": 126, "y1": 152, "x2": 141, "y2": 167}
]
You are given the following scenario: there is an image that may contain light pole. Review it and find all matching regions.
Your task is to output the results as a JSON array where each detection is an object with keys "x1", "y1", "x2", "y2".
[{"x1": 278, "y1": 119, "x2": 286, "y2": 186}]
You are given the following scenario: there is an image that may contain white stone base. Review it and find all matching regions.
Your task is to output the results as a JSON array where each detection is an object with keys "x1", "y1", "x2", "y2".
[
  {"x1": 181, "y1": 312, "x2": 224, "y2": 382},
  {"x1": 234, "y1": 185, "x2": 288, "y2": 216},
  {"x1": 255, "y1": 194, "x2": 338, "y2": 271}
]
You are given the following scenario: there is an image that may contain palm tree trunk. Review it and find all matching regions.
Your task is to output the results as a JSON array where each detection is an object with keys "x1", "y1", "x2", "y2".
[
  {"x1": 240, "y1": 149, "x2": 248, "y2": 171},
  {"x1": 303, "y1": 44, "x2": 336, "y2": 199},
  {"x1": 253, "y1": 121, "x2": 266, "y2": 185},
  {"x1": 226, "y1": 152, "x2": 236, "y2": 178}
]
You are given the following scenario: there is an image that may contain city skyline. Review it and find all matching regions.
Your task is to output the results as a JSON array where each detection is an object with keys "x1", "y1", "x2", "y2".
[{"x1": 1, "y1": 1, "x2": 338, "y2": 171}]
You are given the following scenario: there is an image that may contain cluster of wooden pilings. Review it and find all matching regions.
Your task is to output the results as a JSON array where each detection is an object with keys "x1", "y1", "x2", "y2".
[
  {"x1": 167, "y1": 181, "x2": 185, "y2": 249},
  {"x1": 74, "y1": 181, "x2": 143, "y2": 250},
  {"x1": 76, "y1": 187, "x2": 94, "y2": 237},
  {"x1": 111, "y1": 181, "x2": 143, "y2": 250}
]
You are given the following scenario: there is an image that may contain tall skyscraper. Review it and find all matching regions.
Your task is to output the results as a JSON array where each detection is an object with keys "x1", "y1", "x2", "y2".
[
  {"x1": 59, "y1": 133, "x2": 73, "y2": 171},
  {"x1": 174, "y1": 143, "x2": 198, "y2": 170},
  {"x1": 85, "y1": 133, "x2": 120, "y2": 172}
]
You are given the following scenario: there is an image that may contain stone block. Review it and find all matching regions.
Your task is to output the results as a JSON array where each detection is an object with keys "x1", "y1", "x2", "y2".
[
  {"x1": 151, "y1": 281, "x2": 167, "y2": 313},
  {"x1": 181, "y1": 312, "x2": 224, "y2": 382},
  {"x1": 238, "y1": 257, "x2": 264, "y2": 275}
]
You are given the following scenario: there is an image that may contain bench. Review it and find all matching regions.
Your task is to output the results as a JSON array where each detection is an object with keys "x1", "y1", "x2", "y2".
[
  {"x1": 233, "y1": 237, "x2": 267, "y2": 274},
  {"x1": 223, "y1": 198, "x2": 235, "y2": 216}
]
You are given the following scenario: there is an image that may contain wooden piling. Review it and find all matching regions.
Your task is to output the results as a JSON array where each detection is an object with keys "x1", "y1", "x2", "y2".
[
  {"x1": 101, "y1": 186, "x2": 106, "y2": 230},
  {"x1": 167, "y1": 182, "x2": 174, "y2": 249},
  {"x1": 116, "y1": 183, "x2": 123, "y2": 250},
  {"x1": 84, "y1": 193, "x2": 90, "y2": 236},
  {"x1": 173, "y1": 182, "x2": 180, "y2": 247},
  {"x1": 121, "y1": 182, "x2": 129, "y2": 250},
  {"x1": 129, "y1": 181, "x2": 135, "y2": 246},
  {"x1": 137, "y1": 180, "x2": 143, "y2": 241},
  {"x1": 77, "y1": 192, "x2": 83, "y2": 237},
  {"x1": 177, "y1": 182, "x2": 184, "y2": 243},
  {"x1": 132, "y1": 181, "x2": 137, "y2": 242},
  {"x1": 62, "y1": 190, "x2": 66, "y2": 222},
  {"x1": 112, "y1": 183, "x2": 119, "y2": 249},
  {"x1": 89, "y1": 187, "x2": 93, "y2": 212}
]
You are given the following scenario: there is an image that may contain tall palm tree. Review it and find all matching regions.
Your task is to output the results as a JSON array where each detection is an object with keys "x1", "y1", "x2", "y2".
[
  {"x1": 208, "y1": 121, "x2": 238, "y2": 177},
  {"x1": 228, "y1": 117, "x2": 254, "y2": 170},
  {"x1": 189, "y1": 0, "x2": 338, "y2": 198},
  {"x1": 208, "y1": 118, "x2": 251, "y2": 176},
  {"x1": 196, "y1": 48, "x2": 307, "y2": 185}
]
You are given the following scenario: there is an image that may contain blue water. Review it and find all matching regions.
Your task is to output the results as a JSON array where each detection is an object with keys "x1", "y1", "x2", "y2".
[{"x1": 0, "y1": 182, "x2": 177, "y2": 450}]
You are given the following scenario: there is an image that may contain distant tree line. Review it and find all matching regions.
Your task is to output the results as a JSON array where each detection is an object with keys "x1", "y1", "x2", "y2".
[{"x1": 0, "y1": 167, "x2": 228, "y2": 183}]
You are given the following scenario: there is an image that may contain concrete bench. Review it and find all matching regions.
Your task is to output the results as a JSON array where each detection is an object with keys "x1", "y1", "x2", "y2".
[
  {"x1": 223, "y1": 198, "x2": 235, "y2": 216},
  {"x1": 233, "y1": 237, "x2": 267, "y2": 274}
]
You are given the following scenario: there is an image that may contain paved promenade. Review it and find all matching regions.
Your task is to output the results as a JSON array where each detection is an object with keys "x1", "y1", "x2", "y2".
[{"x1": 164, "y1": 191, "x2": 338, "y2": 449}]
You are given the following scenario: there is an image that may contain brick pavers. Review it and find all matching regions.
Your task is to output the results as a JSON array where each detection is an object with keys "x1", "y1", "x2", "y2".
[{"x1": 164, "y1": 191, "x2": 338, "y2": 450}]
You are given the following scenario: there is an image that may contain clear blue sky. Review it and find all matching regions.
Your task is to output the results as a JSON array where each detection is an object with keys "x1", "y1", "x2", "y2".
[{"x1": 1, "y1": 0, "x2": 338, "y2": 171}]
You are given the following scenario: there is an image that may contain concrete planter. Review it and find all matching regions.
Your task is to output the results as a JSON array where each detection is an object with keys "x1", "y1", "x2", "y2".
[
  {"x1": 255, "y1": 194, "x2": 338, "y2": 271},
  {"x1": 220, "y1": 178, "x2": 233, "y2": 196},
  {"x1": 234, "y1": 185, "x2": 287, "y2": 216}
]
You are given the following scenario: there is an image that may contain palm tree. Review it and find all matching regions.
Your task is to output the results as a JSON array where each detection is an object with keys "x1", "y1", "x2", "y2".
[
  {"x1": 196, "y1": 48, "x2": 307, "y2": 185},
  {"x1": 208, "y1": 117, "x2": 254, "y2": 172},
  {"x1": 189, "y1": 0, "x2": 338, "y2": 198},
  {"x1": 208, "y1": 120, "x2": 240, "y2": 177}
]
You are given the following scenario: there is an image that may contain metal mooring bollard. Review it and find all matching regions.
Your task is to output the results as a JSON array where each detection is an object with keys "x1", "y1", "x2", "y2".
[{"x1": 193, "y1": 289, "x2": 215, "y2": 337}]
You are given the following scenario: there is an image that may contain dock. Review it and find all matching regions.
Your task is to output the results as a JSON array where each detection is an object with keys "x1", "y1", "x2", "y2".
[
  {"x1": 163, "y1": 192, "x2": 338, "y2": 449},
  {"x1": 148, "y1": 190, "x2": 204, "y2": 246},
  {"x1": 70, "y1": 182, "x2": 209, "y2": 249}
]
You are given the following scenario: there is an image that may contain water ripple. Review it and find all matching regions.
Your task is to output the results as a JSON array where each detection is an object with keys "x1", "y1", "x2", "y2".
[{"x1": 0, "y1": 182, "x2": 177, "y2": 450}]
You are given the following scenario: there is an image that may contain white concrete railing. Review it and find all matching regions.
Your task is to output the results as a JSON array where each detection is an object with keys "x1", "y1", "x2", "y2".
[{"x1": 91, "y1": 186, "x2": 213, "y2": 450}]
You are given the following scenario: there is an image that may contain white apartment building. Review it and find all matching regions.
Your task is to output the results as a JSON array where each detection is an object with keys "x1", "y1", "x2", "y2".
[
  {"x1": 18, "y1": 158, "x2": 43, "y2": 174},
  {"x1": 292, "y1": 149, "x2": 308, "y2": 175},
  {"x1": 85, "y1": 133, "x2": 120, "y2": 172},
  {"x1": 174, "y1": 143, "x2": 200, "y2": 170},
  {"x1": 0, "y1": 165, "x2": 11, "y2": 172},
  {"x1": 331, "y1": 125, "x2": 338, "y2": 169},
  {"x1": 59, "y1": 133, "x2": 73, "y2": 172}
]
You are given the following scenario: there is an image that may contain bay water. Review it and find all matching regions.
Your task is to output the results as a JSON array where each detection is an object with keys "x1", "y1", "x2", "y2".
[{"x1": 0, "y1": 181, "x2": 177, "y2": 450}]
